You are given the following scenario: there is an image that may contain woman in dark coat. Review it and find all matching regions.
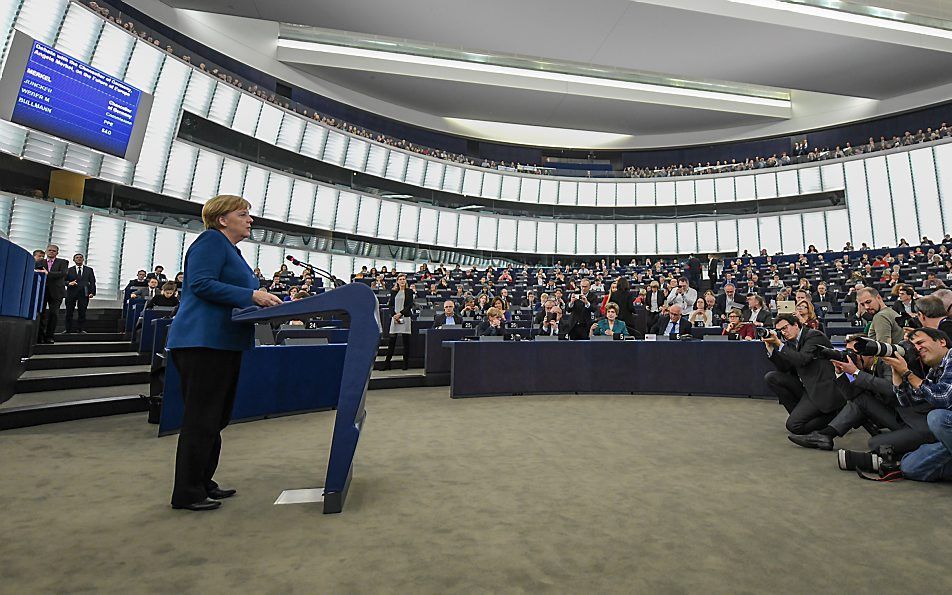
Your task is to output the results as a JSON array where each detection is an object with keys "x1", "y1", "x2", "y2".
[
  {"x1": 608, "y1": 276, "x2": 642, "y2": 338},
  {"x1": 384, "y1": 273, "x2": 415, "y2": 369}
]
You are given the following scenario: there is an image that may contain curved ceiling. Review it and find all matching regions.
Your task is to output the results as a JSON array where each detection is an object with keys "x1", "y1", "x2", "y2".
[{"x1": 153, "y1": 0, "x2": 952, "y2": 147}]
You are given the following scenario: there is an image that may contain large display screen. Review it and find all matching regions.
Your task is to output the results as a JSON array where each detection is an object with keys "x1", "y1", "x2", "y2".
[{"x1": 0, "y1": 30, "x2": 152, "y2": 162}]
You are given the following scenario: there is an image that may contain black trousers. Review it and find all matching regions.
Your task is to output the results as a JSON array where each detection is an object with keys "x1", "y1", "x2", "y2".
[
  {"x1": 170, "y1": 348, "x2": 243, "y2": 506},
  {"x1": 64, "y1": 294, "x2": 89, "y2": 332},
  {"x1": 765, "y1": 370, "x2": 837, "y2": 435},
  {"x1": 38, "y1": 295, "x2": 63, "y2": 340},
  {"x1": 853, "y1": 394, "x2": 936, "y2": 454},
  {"x1": 385, "y1": 333, "x2": 411, "y2": 368}
]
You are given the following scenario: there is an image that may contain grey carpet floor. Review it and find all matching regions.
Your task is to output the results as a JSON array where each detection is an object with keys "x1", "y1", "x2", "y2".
[{"x1": 2, "y1": 387, "x2": 951, "y2": 593}]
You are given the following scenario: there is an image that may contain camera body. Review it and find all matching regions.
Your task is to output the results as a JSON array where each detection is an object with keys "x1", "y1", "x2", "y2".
[
  {"x1": 815, "y1": 347, "x2": 858, "y2": 363},
  {"x1": 755, "y1": 327, "x2": 773, "y2": 340}
]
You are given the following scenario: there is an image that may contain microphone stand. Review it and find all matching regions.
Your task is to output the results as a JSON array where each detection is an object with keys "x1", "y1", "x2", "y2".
[{"x1": 289, "y1": 258, "x2": 345, "y2": 288}]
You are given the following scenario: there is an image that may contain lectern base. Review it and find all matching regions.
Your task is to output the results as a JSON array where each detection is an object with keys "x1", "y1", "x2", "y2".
[{"x1": 274, "y1": 488, "x2": 324, "y2": 505}]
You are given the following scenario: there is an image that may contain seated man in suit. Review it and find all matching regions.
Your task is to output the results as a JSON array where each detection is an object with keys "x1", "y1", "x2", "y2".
[
  {"x1": 146, "y1": 265, "x2": 167, "y2": 283},
  {"x1": 650, "y1": 304, "x2": 692, "y2": 337},
  {"x1": 434, "y1": 299, "x2": 459, "y2": 327},
  {"x1": 538, "y1": 305, "x2": 571, "y2": 339},
  {"x1": 742, "y1": 293, "x2": 773, "y2": 327},
  {"x1": 763, "y1": 313, "x2": 845, "y2": 436},
  {"x1": 714, "y1": 283, "x2": 745, "y2": 318},
  {"x1": 476, "y1": 306, "x2": 506, "y2": 336}
]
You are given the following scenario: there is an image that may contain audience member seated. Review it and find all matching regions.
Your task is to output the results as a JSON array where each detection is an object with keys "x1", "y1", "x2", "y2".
[
  {"x1": 538, "y1": 305, "x2": 571, "y2": 339},
  {"x1": 490, "y1": 297, "x2": 512, "y2": 322},
  {"x1": 145, "y1": 282, "x2": 180, "y2": 310},
  {"x1": 742, "y1": 294, "x2": 773, "y2": 327},
  {"x1": 795, "y1": 300, "x2": 822, "y2": 333},
  {"x1": 125, "y1": 269, "x2": 149, "y2": 290},
  {"x1": 688, "y1": 297, "x2": 713, "y2": 327},
  {"x1": 477, "y1": 307, "x2": 506, "y2": 336},
  {"x1": 892, "y1": 284, "x2": 919, "y2": 328},
  {"x1": 722, "y1": 309, "x2": 756, "y2": 340},
  {"x1": 434, "y1": 300, "x2": 459, "y2": 327},
  {"x1": 650, "y1": 304, "x2": 692, "y2": 337},
  {"x1": 460, "y1": 297, "x2": 479, "y2": 319},
  {"x1": 763, "y1": 313, "x2": 845, "y2": 437},
  {"x1": 146, "y1": 265, "x2": 167, "y2": 283},
  {"x1": 130, "y1": 277, "x2": 160, "y2": 301},
  {"x1": 591, "y1": 302, "x2": 628, "y2": 338},
  {"x1": 714, "y1": 283, "x2": 745, "y2": 318}
]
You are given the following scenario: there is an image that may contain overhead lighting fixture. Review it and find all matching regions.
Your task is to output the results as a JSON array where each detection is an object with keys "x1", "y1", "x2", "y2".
[
  {"x1": 444, "y1": 118, "x2": 635, "y2": 149},
  {"x1": 727, "y1": 0, "x2": 952, "y2": 39}
]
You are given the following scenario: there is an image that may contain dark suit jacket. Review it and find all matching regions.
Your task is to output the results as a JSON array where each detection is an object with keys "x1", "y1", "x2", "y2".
[
  {"x1": 434, "y1": 312, "x2": 461, "y2": 327},
  {"x1": 608, "y1": 289, "x2": 638, "y2": 331},
  {"x1": 650, "y1": 316, "x2": 692, "y2": 336},
  {"x1": 43, "y1": 257, "x2": 69, "y2": 301},
  {"x1": 741, "y1": 307, "x2": 773, "y2": 327},
  {"x1": 707, "y1": 258, "x2": 721, "y2": 282},
  {"x1": 714, "y1": 293, "x2": 744, "y2": 317},
  {"x1": 564, "y1": 291, "x2": 598, "y2": 340},
  {"x1": 146, "y1": 272, "x2": 168, "y2": 283},
  {"x1": 66, "y1": 265, "x2": 96, "y2": 298},
  {"x1": 768, "y1": 328, "x2": 844, "y2": 413}
]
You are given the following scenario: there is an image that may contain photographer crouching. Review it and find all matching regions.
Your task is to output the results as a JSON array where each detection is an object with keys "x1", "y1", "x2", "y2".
[
  {"x1": 787, "y1": 334, "x2": 930, "y2": 453},
  {"x1": 837, "y1": 328, "x2": 952, "y2": 481},
  {"x1": 763, "y1": 314, "x2": 846, "y2": 437}
]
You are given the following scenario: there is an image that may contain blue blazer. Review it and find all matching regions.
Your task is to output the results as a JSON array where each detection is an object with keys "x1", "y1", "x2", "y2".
[{"x1": 166, "y1": 229, "x2": 258, "y2": 351}]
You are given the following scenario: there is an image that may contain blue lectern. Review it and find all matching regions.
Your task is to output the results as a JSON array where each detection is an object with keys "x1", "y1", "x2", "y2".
[{"x1": 230, "y1": 283, "x2": 381, "y2": 514}]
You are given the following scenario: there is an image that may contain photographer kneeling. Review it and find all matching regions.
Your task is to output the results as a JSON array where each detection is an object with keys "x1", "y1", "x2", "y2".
[
  {"x1": 839, "y1": 328, "x2": 952, "y2": 481},
  {"x1": 764, "y1": 314, "x2": 846, "y2": 436},
  {"x1": 788, "y1": 334, "x2": 906, "y2": 451}
]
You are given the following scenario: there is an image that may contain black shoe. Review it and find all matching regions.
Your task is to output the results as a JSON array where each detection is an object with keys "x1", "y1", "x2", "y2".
[
  {"x1": 172, "y1": 498, "x2": 221, "y2": 511},
  {"x1": 382, "y1": 361, "x2": 392, "y2": 370},
  {"x1": 79, "y1": 330, "x2": 88, "y2": 334},
  {"x1": 837, "y1": 449, "x2": 881, "y2": 472},
  {"x1": 787, "y1": 432, "x2": 834, "y2": 451},
  {"x1": 207, "y1": 487, "x2": 237, "y2": 500},
  {"x1": 402, "y1": 360, "x2": 409, "y2": 370}
]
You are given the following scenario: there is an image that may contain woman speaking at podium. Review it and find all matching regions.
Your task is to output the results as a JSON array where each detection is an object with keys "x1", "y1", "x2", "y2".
[{"x1": 165, "y1": 195, "x2": 282, "y2": 512}]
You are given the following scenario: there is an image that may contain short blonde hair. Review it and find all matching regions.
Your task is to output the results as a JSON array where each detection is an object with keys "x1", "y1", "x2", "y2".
[
  {"x1": 202, "y1": 195, "x2": 251, "y2": 230},
  {"x1": 486, "y1": 306, "x2": 502, "y2": 318}
]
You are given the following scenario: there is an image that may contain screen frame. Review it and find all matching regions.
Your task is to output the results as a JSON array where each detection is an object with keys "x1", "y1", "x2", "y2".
[{"x1": 0, "y1": 29, "x2": 153, "y2": 163}]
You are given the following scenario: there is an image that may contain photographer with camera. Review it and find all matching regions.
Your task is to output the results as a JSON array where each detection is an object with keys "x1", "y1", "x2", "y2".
[
  {"x1": 913, "y1": 294, "x2": 952, "y2": 337},
  {"x1": 564, "y1": 278, "x2": 598, "y2": 340},
  {"x1": 763, "y1": 314, "x2": 845, "y2": 436},
  {"x1": 838, "y1": 328, "x2": 952, "y2": 481},
  {"x1": 539, "y1": 305, "x2": 571, "y2": 339},
  {"x1": 857, "y1": 287, "x2": 904, "y2": 344},
  {"x1": 787, "y1": 334, "x2": 899, "y2": 451}
]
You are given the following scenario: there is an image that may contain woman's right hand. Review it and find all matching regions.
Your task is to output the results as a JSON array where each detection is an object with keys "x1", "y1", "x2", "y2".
[{"x1": 252, "y1": 290, "x2": 283, "y2": 307}]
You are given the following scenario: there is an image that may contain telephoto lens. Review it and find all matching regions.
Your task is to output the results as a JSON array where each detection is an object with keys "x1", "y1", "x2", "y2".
[
  {"x1": 853, "y1": 337, "x2": 905, "y2": 358},
  {"x1": 755, "y1": 327, "x2": 771, "y2": 339}
]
